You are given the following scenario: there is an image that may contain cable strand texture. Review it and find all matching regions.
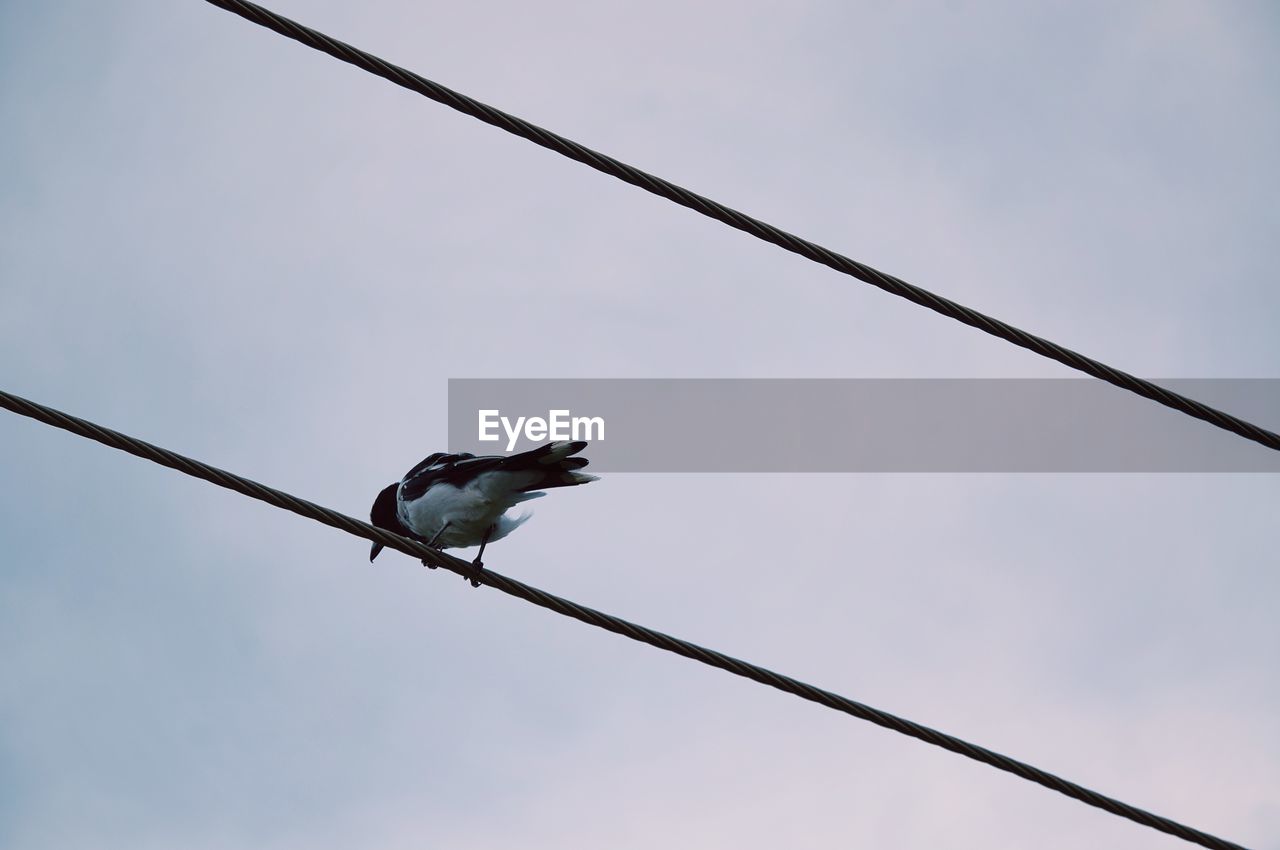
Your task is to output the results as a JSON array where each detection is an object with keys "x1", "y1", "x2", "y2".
[
  {"x1": 0, "y1": 387, "x2": 1252, "y2": 850},
  {"x1": 201, "y1": 0, "x2": 1280, "y2": 455}
]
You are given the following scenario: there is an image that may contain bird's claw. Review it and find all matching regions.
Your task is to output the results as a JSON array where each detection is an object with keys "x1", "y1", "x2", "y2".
[
  {"x1": 420, "y1": 541, "x2": 452, "y2": 571},
  {"x1": 468, "y1": 559, "x2": 484, "y2": 588}
]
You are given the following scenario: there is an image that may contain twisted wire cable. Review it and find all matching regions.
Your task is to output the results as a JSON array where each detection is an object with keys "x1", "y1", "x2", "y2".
[
  {"x1": 0, "y1": 387, "x2": 1252, "y2": 850},
  {"x1": 200, "y1": 0, "x2": 1280, "y2": 454}
]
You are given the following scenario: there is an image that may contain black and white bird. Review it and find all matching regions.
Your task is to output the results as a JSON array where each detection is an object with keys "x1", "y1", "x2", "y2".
[{"x1": 369, "y1": 440, "x2": 597, "y2": 584}]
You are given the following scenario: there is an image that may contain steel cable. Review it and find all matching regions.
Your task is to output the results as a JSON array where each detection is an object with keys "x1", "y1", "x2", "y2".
[
  {"x1": 199, "y1": 0, "x2": 1280, "y2": 455},
  {"x1": 0, "y1": 387, "x2": 1252, "y2": 850}
]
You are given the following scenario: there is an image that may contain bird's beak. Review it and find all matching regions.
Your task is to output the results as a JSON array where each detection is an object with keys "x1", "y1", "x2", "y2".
[{"x1": 370, "y1": 542, "x2": 384, "y2": 562}]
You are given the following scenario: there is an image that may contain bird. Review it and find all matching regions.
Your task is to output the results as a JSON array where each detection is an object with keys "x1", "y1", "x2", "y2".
[{"x1": 368, "y1": 440, "x2": 597, "y2": 585}]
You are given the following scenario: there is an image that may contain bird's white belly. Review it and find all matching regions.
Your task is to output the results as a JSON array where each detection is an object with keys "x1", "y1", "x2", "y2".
[{"x1": 398, "y1": 481, "x2": 514, "y2": 549}]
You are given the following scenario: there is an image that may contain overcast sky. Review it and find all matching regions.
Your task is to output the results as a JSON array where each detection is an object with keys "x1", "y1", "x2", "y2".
[{"x1": 1, "y1": 1, "x2": 1277, "y2": 848}]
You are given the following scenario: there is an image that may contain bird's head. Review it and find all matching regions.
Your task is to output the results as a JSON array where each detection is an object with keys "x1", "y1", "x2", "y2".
[{"x1": 368, "y1": 483, "x2": 401, "y2": 561}]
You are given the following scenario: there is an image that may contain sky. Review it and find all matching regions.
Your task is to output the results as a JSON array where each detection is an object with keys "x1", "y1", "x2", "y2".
[{"x1": 1, "y1": 1, "x2": 1277, "y2": 848}]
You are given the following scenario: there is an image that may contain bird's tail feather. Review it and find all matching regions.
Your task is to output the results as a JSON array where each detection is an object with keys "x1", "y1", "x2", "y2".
[{"x1": 502, "y1": 441, "x2": 598, "y2": 491}]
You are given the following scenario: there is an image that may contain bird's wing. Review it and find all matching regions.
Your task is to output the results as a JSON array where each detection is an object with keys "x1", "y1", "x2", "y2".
[
  {"x1": 401, "y1": 452, "x2": 465, "y2": 481},
  {"x1": 399, "y1": 442, "x2": 595, "y2": 501},
  {"x1": 399, "y1": 452, "x2": 501, "y2": 501}
]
